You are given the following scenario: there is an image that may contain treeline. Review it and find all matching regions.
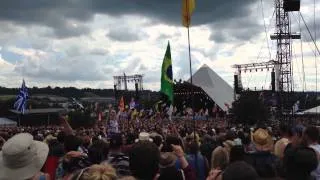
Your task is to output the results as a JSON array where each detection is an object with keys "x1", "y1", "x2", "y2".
[
  {"x1": 0, "y1": 86, "x2": 158, "y2": 99},
  {"x1": 240, "y1": 90, "x2": 320, "y2": 110}
]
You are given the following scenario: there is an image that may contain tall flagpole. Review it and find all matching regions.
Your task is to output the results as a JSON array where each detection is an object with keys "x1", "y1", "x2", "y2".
[
  {"x1": 187, "y1": 27, "x2": 196, "y2": 141},
  {"x1": 185, "y1": 0, "x2": 196, "y2": 142},
  {"x1": 184, "y1": 1, "x2": 197, "y2": 176}
]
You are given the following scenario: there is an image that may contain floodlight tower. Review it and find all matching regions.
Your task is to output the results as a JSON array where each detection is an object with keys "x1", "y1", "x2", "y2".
[
  {"x1": 270, "y1": 0, "x2": 300, "y2": 116},
  {"x1": 232, "y1": 0, "x2": 301, "y2": 120}
]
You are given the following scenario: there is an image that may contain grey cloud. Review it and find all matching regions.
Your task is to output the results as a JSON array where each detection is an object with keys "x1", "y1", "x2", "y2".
[
  {"x1": 91, "y1": 0, "x2": 256, "y2": 26},
  {"x1": 65, "y1": 46, "x2": 83, "y2": 57},
  {"x1": 90, "y1": 48, "x2": 109, "y2": 56},
  {"x1": 138, "y1": 64, "x2": 148, "y2": 72},
  {"x1": 64, "y1": 45, "x2": 109, "y2": 58},
  {"x1": 0, "y1": 0, "x2": 257, "y2": 39},
  {"x1": 209, "y1": 15, "x2": 264, "y2": 43},
  {"x1": 144, "y1": 70, "x2": 160, "y2": 83},
  {"x1": 0, "y1": 0, "x2": 318, "y2": 41},
  {"x1": 157, "y1": 32, "x2": 182, "y2": 41},
  {"x1": 291, "y1": 12, "x2": 320, "y2": 43},
  {"x1": 107, "y1": 28, "x2": 148, "y2": 42},
  {"x1": 157, "y1": 34, "x2": 172, "y2": 41},
  {"x1": 29, "y1": 40, "x2": 50, "y2": 50},
  {"x1": 14, "y1": 55, "x2": 111, "y2": 81},
  {"x1": 51, "y1": 24, "x2": 91, "y2": 39},
  {"x1": 123, "y1": 58, "x2": 142, "y2": 73}
]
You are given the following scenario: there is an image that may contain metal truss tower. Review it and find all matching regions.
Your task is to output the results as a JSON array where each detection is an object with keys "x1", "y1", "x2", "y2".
[
  {"x1": 113, "y1": 73, "x2": 144, "y2": 91},
  {"x1": 232, "y1": 0, "x2": 301, "y2": 118},
  {"x1": 270, "y1": 0, "x2": 300, "y2": 115},
  {"x1": 270, "y1": 0, "x2": 300, "y2": 93}
]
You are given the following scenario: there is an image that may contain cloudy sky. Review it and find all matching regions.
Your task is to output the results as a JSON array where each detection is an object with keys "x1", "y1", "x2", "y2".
[{"x1": 0, "y1": 0, "x2": 319, "y2": 91}]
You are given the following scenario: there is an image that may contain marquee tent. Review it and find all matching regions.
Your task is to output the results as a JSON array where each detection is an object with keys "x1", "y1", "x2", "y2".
[{"x1": 0, "y1": 117, "x2": 17, "y2": 127}]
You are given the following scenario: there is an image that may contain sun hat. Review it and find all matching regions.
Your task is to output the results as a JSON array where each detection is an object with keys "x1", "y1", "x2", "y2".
[
  {"x1": 0, "y1": 133, "x2": 49, "y2": 180},
  {"x1": 135, "y1": 132, "x2": 153, "y2": 143},
  {"x1": 223, "y1": 140, "x2": 235, "y2": 151},
  {"x1": 159, "y1": 152, "x2": 177, "y2": 168},
  {"x1": 252, "y1": 128, "x2": 274, "y2": 151}
]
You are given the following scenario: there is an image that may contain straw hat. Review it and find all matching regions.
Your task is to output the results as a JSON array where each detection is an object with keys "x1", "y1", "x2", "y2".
[
  {"x1": 0, "y1": 133, "x2": 49, "y2": 180},
  {"x1": 252, "y1": 128, "x2": 274, "y2": 151},
  {"x1": 135, "y1": 132, "x2": 153, "y2": 143},
  {"x1": 223, "y1": 140, "x2": 235, "y2": 151}
]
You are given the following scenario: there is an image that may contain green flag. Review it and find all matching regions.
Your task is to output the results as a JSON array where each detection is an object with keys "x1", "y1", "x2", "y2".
[{"x1": 161, "y1": 42, "x2": 174, "y2": 103}]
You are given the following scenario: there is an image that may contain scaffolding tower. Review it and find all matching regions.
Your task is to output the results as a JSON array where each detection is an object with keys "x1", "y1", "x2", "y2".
[
  {"x1": 113, "y1": 73, "x2": 144, "y2": 91},
  {"x1": 232, "y1": 0, "x2": 301, "y2": 119}
]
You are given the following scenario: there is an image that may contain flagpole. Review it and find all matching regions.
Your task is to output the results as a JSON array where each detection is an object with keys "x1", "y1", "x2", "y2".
[{"x1": 187, "y1": 26, "x2": 196, "y2": 141}]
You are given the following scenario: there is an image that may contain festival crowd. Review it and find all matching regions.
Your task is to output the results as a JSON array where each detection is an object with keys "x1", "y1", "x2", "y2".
[{"x1": 0, "y1": 106, "x2": 320, "y2": 180}]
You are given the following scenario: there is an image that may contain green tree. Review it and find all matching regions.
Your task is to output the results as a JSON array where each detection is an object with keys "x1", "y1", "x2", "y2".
[
  {"x1": 68, "y1": 110, "x2": 96, "y2": 128},
  {"x1": 230, "y1": 93, "x2": 270, "y2": 125}
]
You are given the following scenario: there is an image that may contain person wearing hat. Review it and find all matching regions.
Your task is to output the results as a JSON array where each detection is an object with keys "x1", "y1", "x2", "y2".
[
  {"x1": 129, "y1": 141, "x2": 160, "y2": 180},
  {"x1": 158, "y1": 145, "x2": 196, "y2": 180},
  {"x1": 135, "y1": 132, "x2": 153, "y2": 143},
  {"x1": 150, "y1": 133, "x2": 163, "y2": 150},
  {"x1": 245, "y1": 128, "x2": 279, "y2": 178},
  {"x1": 0, "y1": 133, "x2": 50, "y2": 180}
]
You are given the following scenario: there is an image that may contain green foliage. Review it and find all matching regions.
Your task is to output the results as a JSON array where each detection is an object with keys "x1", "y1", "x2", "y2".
[
  {"x1": 230, "y1": 93, "x2": 270, "y2": 125},
  {"x1": 0, "y1": 86, "x2": 159, "y2": 99},
  {"x1": 67, "y1": 110, "x2": 96, "y2": 128}
]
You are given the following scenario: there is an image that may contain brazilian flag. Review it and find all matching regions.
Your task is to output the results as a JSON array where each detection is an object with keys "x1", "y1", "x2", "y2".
[{"x1": 161, "y1": 42, "x2": 174, "y2": 103}]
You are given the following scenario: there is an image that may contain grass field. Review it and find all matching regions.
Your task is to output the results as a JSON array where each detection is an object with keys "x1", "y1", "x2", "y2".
[{"x1": 0, "y1": 95, "x2": 15, "y2": 101}]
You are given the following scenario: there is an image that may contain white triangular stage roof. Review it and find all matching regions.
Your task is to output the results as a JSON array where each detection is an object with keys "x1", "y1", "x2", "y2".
[
  {"x1": 302, "y1": 105, "x2": 320, "y2": 114},
  {"x1": 189, "y1": 64, "x2": 234, "y2": 111},
  {"x1": 0, "y1": 117, "x2": 17, "y2": 126}
]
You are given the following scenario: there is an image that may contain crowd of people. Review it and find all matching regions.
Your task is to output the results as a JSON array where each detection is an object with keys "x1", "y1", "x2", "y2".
[{"x1": 0, "y1": 107, "x2": 320, "y2": 180}]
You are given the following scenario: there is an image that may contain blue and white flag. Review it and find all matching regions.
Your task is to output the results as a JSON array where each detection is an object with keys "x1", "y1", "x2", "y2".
[
  {"x1": 14, "y1": 79, "x2": 28, "y2": 114},
  {"x1": 129, "y1": 98, "x2": 135, "y2": 110}
]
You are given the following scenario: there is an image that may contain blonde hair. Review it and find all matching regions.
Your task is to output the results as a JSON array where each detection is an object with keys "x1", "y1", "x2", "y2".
[
  {"x1": 211, "y1": 146, "x2": 229, "y2": 170},
  {"x1": 118, "y1": 176, "x2": 136, "y2": 180},
  {"x1": 80, "y1": 164, "x2": 117, "y2": 180}
]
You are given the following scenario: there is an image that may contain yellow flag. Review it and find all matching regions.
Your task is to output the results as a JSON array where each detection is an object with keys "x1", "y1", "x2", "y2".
[{"x1": 182, "y1": 0, "x2": 195, "y2": 27}]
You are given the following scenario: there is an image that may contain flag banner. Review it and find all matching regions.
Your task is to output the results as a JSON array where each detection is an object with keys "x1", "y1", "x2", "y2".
[
  {"x1": 130, "y1": 98, "x2": 135, "y2": 110},
  {"x1": 119, "y1": 96, "x2": 125, "y2": 112},
  {"x1": 160, "y1": 42, "x2": 174, "y2": 103},
  {"x1": 182, "y1": 0, "x2": 195, "y2": 27},
  {"x1": 213, "y1": 104, "x2": 218, "y2": 113},
  {"x1": 14, "y1": 79, "x2": 28, "y2": 114},
  {"x1": 98, "y1": 112, "x2": 102, "y2": 121},
  {"x1": 224, "y1": 103, "x2": 230, "y2": 110}
]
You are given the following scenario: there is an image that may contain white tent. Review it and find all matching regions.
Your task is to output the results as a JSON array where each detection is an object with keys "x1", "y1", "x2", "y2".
[
  {"x1": 302, "y1": 106, "x2": 320, "y2": 114},
  {"x1": 0, "y1": 117, "x2": 17, "y2": 127},
  {"x1": 190, "y1": 64, "x2": 234, "y2": 111}
]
